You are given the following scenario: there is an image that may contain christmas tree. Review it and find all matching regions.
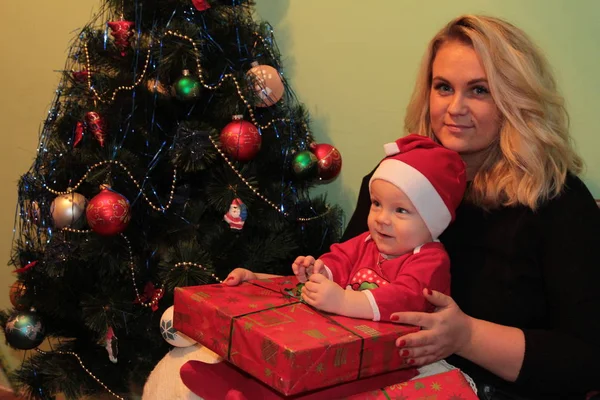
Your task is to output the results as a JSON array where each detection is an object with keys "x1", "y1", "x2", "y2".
[{"x1": 1, "y1": 0, "x2": 343, "y2": 398}]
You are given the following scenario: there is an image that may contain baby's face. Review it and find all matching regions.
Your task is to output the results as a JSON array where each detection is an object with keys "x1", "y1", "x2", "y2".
[{"x1": 367, "y1": 180, "x2": 432, "y2": 257}]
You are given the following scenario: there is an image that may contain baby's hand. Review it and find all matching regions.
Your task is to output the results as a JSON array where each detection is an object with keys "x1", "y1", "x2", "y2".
[
  {"x1": 292, "y1": 256, "x2": 324, "y2": 283},
  {"x1": 224, "y1": 268, "x2": 257, "y2": 286},
  {"x1": 301, "y1": 273, "x2": 345, "y2": 314}
]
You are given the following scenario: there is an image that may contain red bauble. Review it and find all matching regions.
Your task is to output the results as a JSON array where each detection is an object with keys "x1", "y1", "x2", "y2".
[
  {"x1": 219, "y1": 116, "x2": 261, "y2": 162},
  {"x1": 86, "y1": 187, "x2": 131, "y2": 236},
  {"x1": 311, "y1": 143, "x2": 342, "y2": 181},
  {"x1": 192, "y1": 0, "x2": 211, "y2": 11},
  {"x1": 9, "y1": 281, "x2": 27, "y2": 310},
  {"x1": 108, "y1": 20, "x2": 135, "y2": 57},
  {"x1": 85, "y1": 111, "x2": 106, "y2": 147},
  {"x1": 72, "y1": 69, "x2": 90, "y2": 83}
]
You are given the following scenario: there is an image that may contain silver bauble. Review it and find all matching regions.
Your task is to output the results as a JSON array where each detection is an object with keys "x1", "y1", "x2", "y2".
[{"x1": 50, "y1": 192, "x2": 87, "y2": 229}]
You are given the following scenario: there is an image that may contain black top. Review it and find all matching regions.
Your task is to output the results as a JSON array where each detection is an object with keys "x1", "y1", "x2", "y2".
[{"x1": 343, "y1": 169, "x2": 600, "y2": 400}]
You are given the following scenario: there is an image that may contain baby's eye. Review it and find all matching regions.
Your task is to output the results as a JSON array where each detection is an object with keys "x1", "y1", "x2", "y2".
[
  {"x1": 395, "y1": 207, "x2": 408, "y2": 214},
  {"x1": 371, "y1": 200, "x2": 381, "y2": 208}
]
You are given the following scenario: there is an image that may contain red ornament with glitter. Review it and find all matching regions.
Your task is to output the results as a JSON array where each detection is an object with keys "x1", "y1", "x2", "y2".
[
  {"x1": 219, "y1": 116, "x2": 261, "y2": 162},
  {"x1": 72, "y1": 69, "x2": 90, "y2": 83},
  {"x1": 192, "y1": 0, "x2": 211, "y2": 11},
  {"x1": 108, "y1": 20, "x2": 135, "y2": 57},
  {"x1": 85, "y1": 111, "x2": 106, "y2": 147},
  {"x1": 311, "y1": 143, "x2": 342, "y2": 181},
  {"x1": 86, "y1": 186, "x2": 131, "y2": 236},
  {"x1": 73, "y1": 121, "x2": 84, "y2": 148}
]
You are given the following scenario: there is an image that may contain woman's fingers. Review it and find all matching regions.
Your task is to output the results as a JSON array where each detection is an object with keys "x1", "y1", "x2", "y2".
[
  {"x1": 391, "y1": 311, "x2": 433, "y2": 329},
  {"x1": 395, "y1": 329, "x2": 436, "y2": 348},
  {"x1": 423, "y1": 288, "x2": 453, "y2": 309},
  {"x1": 405, "y1": 353, "x2": 440, "y2": 367}
]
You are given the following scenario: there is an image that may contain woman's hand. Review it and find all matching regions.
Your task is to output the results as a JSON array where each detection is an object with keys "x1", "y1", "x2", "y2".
[
  {"x1": 224, "y1": 268, "x2": 257, "y2": 286},
  {"x1": 390, "y1": 288, "x2": 474, "y2": 366}
]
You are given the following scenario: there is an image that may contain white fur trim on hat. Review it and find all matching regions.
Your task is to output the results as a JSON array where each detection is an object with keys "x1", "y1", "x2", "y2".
[
  {"x1": 370, "y1": 159, "x2": 451, "y2": 239},
  {"x1": 383, "y1": 142, "x2": 401, "y2": 156}
]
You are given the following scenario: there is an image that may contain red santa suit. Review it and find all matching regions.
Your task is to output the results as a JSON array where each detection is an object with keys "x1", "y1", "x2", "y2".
[{"x1": 319, "y1": 231, "x2": 450, "y2": 322}]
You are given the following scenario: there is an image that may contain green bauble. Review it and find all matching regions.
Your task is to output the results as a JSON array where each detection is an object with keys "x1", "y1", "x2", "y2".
[
  {"x1": 292, "y1": 150, "x2": 318, "y2": 180},
  {"x1": 174, "y1": 69, "x2": 201, "y2": 101}
]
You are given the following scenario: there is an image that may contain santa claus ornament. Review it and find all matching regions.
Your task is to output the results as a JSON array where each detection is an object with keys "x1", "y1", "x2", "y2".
[
  {"x1": 223, "y1": 198, "x2": 247, "y2": 230},
  {"x1": 103, "y1": 327, "x2": 118, "y2": 363}
]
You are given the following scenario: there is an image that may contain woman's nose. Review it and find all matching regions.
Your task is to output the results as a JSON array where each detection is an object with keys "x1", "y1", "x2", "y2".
[{"x1": 447, "y1": 94, "x2": 468, "y2": 115}]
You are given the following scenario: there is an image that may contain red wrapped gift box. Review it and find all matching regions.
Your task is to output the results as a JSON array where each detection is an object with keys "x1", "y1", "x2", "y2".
[
  {"x1": 174, "y1": 276, "x2": 419, "y2": 396},
  {"x1": 180, "y1": 359, "x2": 419, "y2": 399},
  {"x1": 344, "y1": 369, "x2": 478, "y2": 400}
]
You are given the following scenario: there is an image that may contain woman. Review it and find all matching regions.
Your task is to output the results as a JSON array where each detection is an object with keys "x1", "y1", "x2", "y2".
[{"x1": 342, "y1": 15, "x2": 600, "y2": 400}]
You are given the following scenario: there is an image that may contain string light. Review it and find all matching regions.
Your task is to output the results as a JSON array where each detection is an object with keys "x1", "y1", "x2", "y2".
[
  {"x1": 24, "y1": 11, "x2": 339, "y2": 400},
  {"x1": 35, "y1": 349, "x2": 125, "y2": 400},
  {"x1": 81, "y1": 30, "x2": 308, "y2": 135},
  {"x1": 165, "y1": 30, "x2": 299, "y2": 132},
  {"x1": 43, "y1": 160, "x2": 176, "y2": 213},
  {"x1": 208, "y1": 135, "x2": 330, "y2": 221},
  {"x1": 83, "y1": 42, "x2": 152, "y2": 104},
  {"x1": 120, "y1": 234, "x2": 223, "y2": 309}
]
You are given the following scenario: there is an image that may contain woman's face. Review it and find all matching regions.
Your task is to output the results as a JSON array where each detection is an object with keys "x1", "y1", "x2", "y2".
[{"x1": 429, "y1": 40, "x2": 502, "y2": 170}]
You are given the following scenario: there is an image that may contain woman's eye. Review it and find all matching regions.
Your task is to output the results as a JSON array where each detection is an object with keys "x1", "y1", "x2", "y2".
[
  {"x1": 473, "y1": 85, "x2": 490, "y2": 95},
  {"x1": 434, "y1": 83, "x2": 452, "y2": 93}
]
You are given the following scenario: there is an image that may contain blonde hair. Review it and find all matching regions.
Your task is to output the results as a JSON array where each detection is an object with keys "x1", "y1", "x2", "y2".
[{"x1": 405, "y1": 15, "x2": 583, "y2": 210}]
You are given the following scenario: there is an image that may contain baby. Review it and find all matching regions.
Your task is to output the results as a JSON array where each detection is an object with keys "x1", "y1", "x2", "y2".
[{"x1": 226, "y1": 134, "x2": 466, "y2": 321}]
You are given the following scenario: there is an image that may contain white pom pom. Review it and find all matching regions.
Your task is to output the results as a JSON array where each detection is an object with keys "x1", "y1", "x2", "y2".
[{"x1": 142, "y1": 344, "x2": 222, "y2": 400}]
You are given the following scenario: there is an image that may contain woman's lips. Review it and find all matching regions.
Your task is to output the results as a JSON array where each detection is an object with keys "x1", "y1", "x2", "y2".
[{"x1": 445, "y1": 123, "x2": 473, "y2": 133}]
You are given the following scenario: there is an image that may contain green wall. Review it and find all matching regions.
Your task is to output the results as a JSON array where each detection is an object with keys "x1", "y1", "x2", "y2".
[
  {"x1": 254, "y1": 0, "x2": 600, "y2": 216},
  {"x1": 1, "y1": 0, "x2": 598, "y2": 373}
]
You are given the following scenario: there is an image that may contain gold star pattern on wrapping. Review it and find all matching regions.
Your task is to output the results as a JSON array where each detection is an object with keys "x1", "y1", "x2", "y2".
[
  {"x1": 430, "y1": 381, "x2": 442, "y2": 391},
  {"x1": 243, "y1": 321, "x2": 253, "y2": 331},
  {"x1": 265, "y1": 368, "x2": 272, "y2": 377},
  {"x1": 448, "y1": 395, "x2": 468, "y2": 400},
  {"x1": 414, "y1": 381, "x2": 425, "y2": 390},
  {"x1": 315, "y1": 363, "x2": 325, "y2": 374},
  {"x1": 225, "y1": 295, "x2": 240, "y2": 304},
  {"x1": 248, "y1": 303, "x2": 258, "y2": 309}
]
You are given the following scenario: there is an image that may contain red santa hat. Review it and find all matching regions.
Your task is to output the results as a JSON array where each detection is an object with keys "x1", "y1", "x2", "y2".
[{"x1": 369, "y1": 134, "x2": 466, "y2": 239}]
